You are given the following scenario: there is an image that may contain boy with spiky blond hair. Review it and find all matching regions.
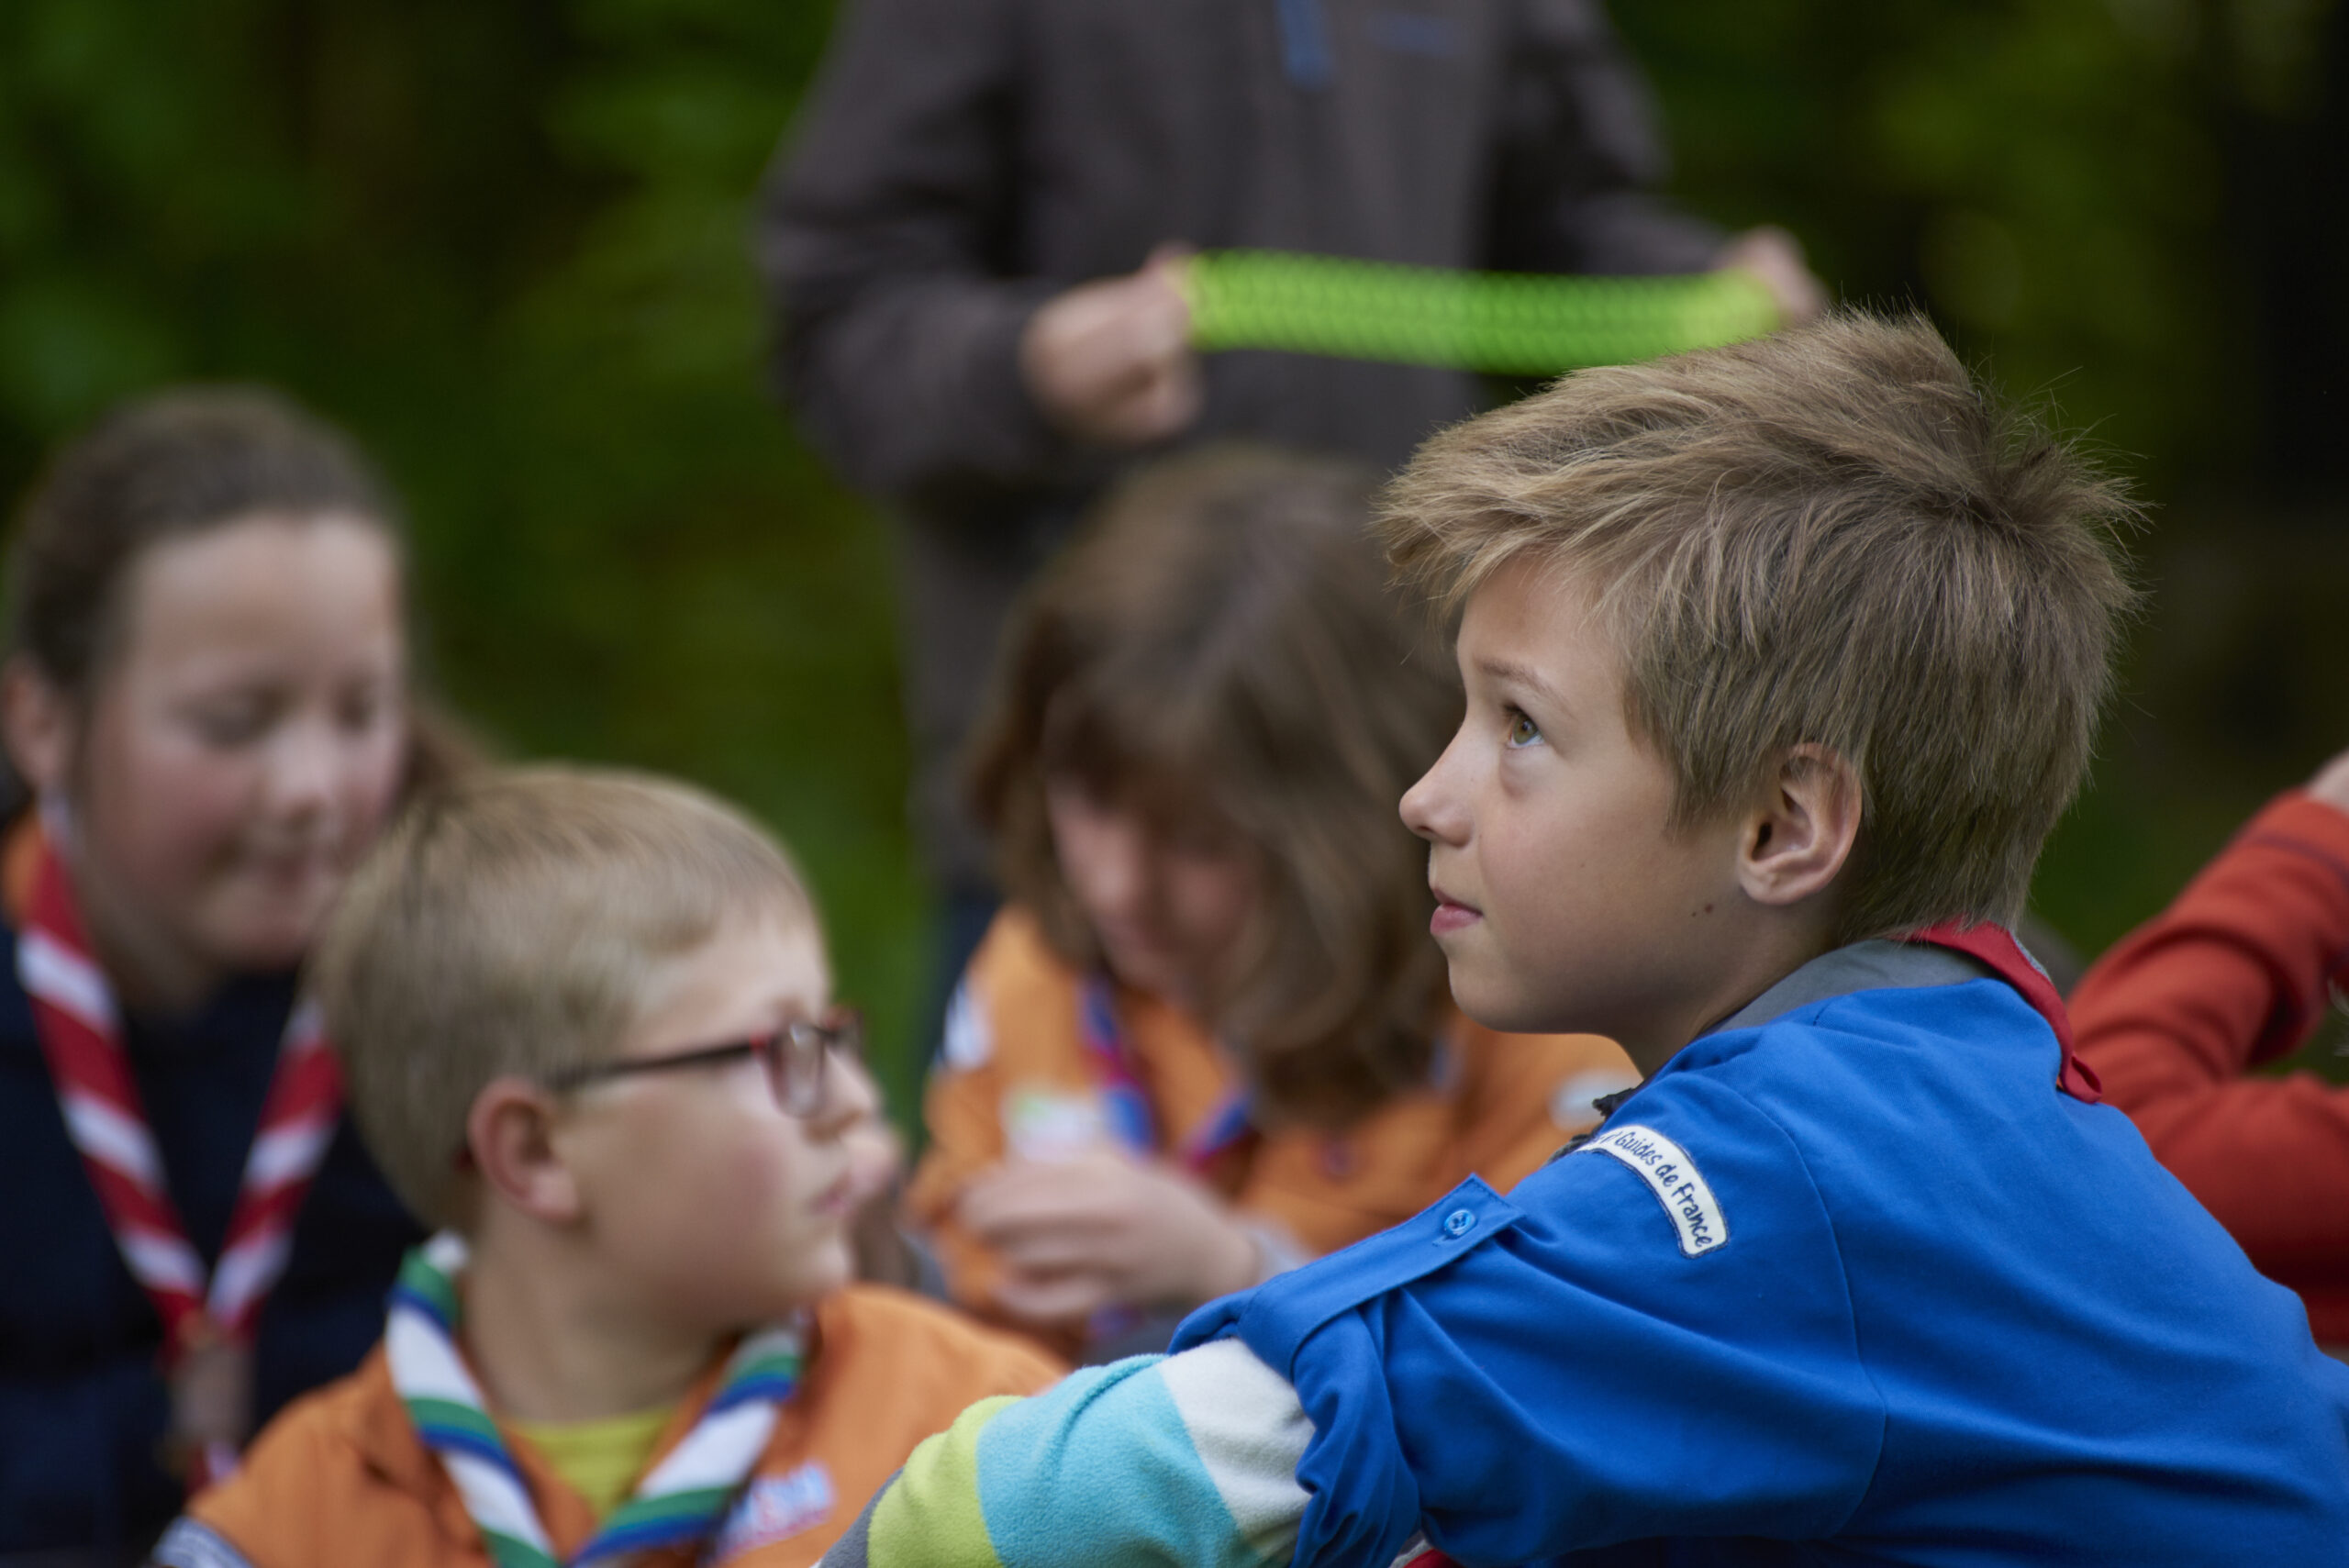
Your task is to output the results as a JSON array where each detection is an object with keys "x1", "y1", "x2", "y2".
[
  {"x1": 815, "y1": 314, "x2": 2349, "y2": 1567},
  {"x1": 150, "y1": 768, "x2": 1062, "y2": 1568}
]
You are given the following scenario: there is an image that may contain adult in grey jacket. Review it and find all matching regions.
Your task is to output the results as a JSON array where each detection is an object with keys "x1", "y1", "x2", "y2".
[{"x1": 758, "y1": 0, "x2": 1820, "y2": 907}]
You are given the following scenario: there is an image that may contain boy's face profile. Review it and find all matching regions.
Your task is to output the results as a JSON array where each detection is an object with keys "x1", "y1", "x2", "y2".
[
  {"x1": 1401, "y1": 560, "x2": 1751, "y2": 1067},
  {"x1": 549, "y1": 906, "x2": 872, "y2": 1330}
]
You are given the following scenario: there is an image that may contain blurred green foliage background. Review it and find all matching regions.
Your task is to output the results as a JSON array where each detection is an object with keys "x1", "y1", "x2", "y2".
[{"x1": 1, "y1": 0, "x2": 2343, "y2": 1108}]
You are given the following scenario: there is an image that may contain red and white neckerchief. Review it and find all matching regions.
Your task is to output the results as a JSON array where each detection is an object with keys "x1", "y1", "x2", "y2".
[{"x1": 15, "y1": 831, "x2": 343, "y2": 1485}]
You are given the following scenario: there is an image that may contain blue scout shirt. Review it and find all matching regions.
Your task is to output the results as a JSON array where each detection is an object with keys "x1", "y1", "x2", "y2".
[
  {"x1": 1178, "y1": 941, "x2": 2349, "y2": 1562},
  {"x1": 818, "y1": 940, "x2": 2349, "y2": 1568}
]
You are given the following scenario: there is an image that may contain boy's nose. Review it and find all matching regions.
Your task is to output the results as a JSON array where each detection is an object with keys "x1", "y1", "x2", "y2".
[
  {"x1": 1399, "y1": 739, "x2": 1471, "y2": 846},
  {"x1": 811, "y1": 1052, "x2": 881, "y2": 1134}
]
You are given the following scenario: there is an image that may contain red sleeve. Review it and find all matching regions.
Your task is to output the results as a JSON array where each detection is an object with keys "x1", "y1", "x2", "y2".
[{"x1": 2070, "y1": 790, "x2": 2349, "y2": 1271}]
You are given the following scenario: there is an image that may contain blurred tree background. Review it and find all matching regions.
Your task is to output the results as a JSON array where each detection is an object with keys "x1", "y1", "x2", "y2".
[{"x1": 1, "y1": 0, "x2": 2343, "y2": 1113}]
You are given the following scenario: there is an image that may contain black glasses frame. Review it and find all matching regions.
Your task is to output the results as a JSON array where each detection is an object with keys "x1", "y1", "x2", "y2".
[{"x1": 548, "y1": 1008, "x2": 863, "y2": 1118}]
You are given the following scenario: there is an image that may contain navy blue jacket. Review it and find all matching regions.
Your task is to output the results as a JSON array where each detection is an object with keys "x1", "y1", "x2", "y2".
[{"x1": 0, "y1": 923, "x2": 420, "y2": 1561}]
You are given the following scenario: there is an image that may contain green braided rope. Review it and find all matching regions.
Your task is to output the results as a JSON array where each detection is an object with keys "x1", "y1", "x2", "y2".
[{"x1": 1183, "y1": 250, "x2": 1781, "y2": 373}]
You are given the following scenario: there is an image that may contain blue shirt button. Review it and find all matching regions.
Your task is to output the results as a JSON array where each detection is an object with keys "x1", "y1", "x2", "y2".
[{"x1": 1442, "y1": 1207, "x2": 1477, "y2": 1239}]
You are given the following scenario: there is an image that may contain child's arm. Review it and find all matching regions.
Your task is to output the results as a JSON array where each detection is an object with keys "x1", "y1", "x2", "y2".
[
  {"x1": 827, "y1": 1092, "x2": 1880, "y2": 1568},
  {"x1": 2070, "y1": 778, "x2": 2349, "y2": 1273},
  {"x1": 821, "y1": 1341, "x2": 1313, "y2": 1568}
]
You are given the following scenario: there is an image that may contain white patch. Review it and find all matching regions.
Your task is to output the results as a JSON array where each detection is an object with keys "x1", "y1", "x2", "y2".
[
  {"x1": 1002, "y1": 1084, "x2": 1108, "y2": 1162},
  {"x1": 1549, "y1": 1065, "x2": 1642, "y2": 1135},
  {"x1": 940, "y1": 980, "x2": 992, "y2": 1071},
  {"x1": 709, "y1": 1461, "x2": 835, "y2": 1562},
  {"x1": 1582, "y1": 1123, "x2": 1729, "y2": 1257}
]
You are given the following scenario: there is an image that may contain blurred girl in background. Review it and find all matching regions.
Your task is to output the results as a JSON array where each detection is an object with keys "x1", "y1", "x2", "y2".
[
  {"x1": 0, "y1": 390, "x2": 465, "y2": 1562},
  {"x1": 908, "y1": 446, "x2": 1636, "y2": 1360}
]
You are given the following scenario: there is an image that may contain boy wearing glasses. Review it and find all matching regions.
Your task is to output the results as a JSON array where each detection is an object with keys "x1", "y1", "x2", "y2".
[{"x1": 151, "y1": 767, "x2": 1063, "y2": 1568}]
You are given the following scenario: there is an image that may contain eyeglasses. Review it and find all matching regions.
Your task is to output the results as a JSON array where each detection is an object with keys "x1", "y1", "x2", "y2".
[{"x1": 548, "y1": 1008, "x2": 864, "y2": 1118}]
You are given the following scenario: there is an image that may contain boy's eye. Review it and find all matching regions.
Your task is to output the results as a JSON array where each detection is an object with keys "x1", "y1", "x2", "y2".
[{"x1": 1504, "y1": 709, "x2": 1543, "y2": 749}]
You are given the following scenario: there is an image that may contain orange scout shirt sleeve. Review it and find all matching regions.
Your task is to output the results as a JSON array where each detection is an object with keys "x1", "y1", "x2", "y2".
[{"x1": 2070, "y1": 790, "x2": 2349, "y2": 1303}]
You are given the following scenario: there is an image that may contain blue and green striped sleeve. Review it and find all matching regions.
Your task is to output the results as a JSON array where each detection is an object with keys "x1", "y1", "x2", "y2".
[{"x1": 820, "y1": 1340, "x2": 1312, "y2": 1568}]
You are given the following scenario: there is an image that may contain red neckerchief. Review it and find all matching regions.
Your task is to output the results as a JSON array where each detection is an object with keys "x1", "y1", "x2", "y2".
[
  {"x1": 17, "y1": 831, "x2": 343, "y2": 1483},
  {"x1": 1906, "y1": 920, "x2": 2101, "y2": 1103}
]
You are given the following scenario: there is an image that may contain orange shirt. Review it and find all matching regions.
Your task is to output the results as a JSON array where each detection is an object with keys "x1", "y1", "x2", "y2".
[
  {"x1": 909, "y1": 906, "x2": 1637, "y2": 1351},
  {"x1": 181, "y1": 1284, "x2": 1064, "y2": 1568}
]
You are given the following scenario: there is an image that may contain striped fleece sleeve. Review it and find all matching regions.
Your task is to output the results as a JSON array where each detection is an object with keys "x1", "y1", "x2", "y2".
[{"x1": 820, "y1": 1339, "x2": 1312, "y2": 1568}]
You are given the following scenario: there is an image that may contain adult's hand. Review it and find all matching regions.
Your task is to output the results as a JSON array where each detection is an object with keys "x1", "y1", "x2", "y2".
[
  {"x1": 956, "y1": 1147, "x2": 1259, "y2": 1324},
  {"x1": 1019, "y1": 247, "x2": 1203, "y2": 448},
  {"x1": 1717, "y1": 225, "x2": 1829, "y2": 327}
]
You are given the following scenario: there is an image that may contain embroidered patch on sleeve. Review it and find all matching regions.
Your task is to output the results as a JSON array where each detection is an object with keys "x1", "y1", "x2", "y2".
[
  {"x1": 711, "y1": 1461, "x2": 836, "y2": 1562},
  {"x1": 1582, "y1": 1123, "x2": 1729, "y2": 1257}
]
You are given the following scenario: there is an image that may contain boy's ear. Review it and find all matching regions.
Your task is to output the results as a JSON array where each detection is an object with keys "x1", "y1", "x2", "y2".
[
  {"x1": 465, "y1": 1076, "x2": 584, "y2": 1225},
  {"x1": 1736, "y1": 743, "x2": 1862, "y2": 910},
  {"x1": 1, "y1": 656, "x2": 75, "y2": 801}
]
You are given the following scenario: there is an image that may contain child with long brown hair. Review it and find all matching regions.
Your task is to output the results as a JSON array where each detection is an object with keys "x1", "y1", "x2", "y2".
[
  {"x1": 908, "y1": 446, "x2": 1634, "y2": 1357},
  {"x1": 0, "y1": 388, "x2": 469, "y2": 1559}
]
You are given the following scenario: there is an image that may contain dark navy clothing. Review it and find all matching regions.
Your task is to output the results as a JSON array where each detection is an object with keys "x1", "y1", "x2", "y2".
[
  {"x1": 1176, "y1": 945, "x2": 2349, "y2": 1564},
  {"x1": 0, "y1": 924, "x2": 420, "y2": 1562}
]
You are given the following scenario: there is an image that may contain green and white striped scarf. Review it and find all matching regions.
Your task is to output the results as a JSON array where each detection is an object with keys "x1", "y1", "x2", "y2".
[{"x1": 387, "y1": 1233, "x2": 806, "y2": 1568}]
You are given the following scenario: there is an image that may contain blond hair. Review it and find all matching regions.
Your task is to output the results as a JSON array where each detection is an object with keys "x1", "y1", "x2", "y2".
[
  {"x1": 968, "y1": 446, "x2": 1462, "y2": 1128},
  {"x1": 1382, "y1": 310, "x2": 2139, "y2": 942},
  {"x1": 311, "y1": 765, "x2": 815, "y2": 1227}
]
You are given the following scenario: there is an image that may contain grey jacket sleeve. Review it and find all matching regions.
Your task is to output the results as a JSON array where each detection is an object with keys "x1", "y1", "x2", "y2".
[
  {"x1": 1486, "y1": 0, "x2": 1727, "y2": 276},
  {"x1": 755, "y1": 0, "x2": 1071, "y2": 503}
]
